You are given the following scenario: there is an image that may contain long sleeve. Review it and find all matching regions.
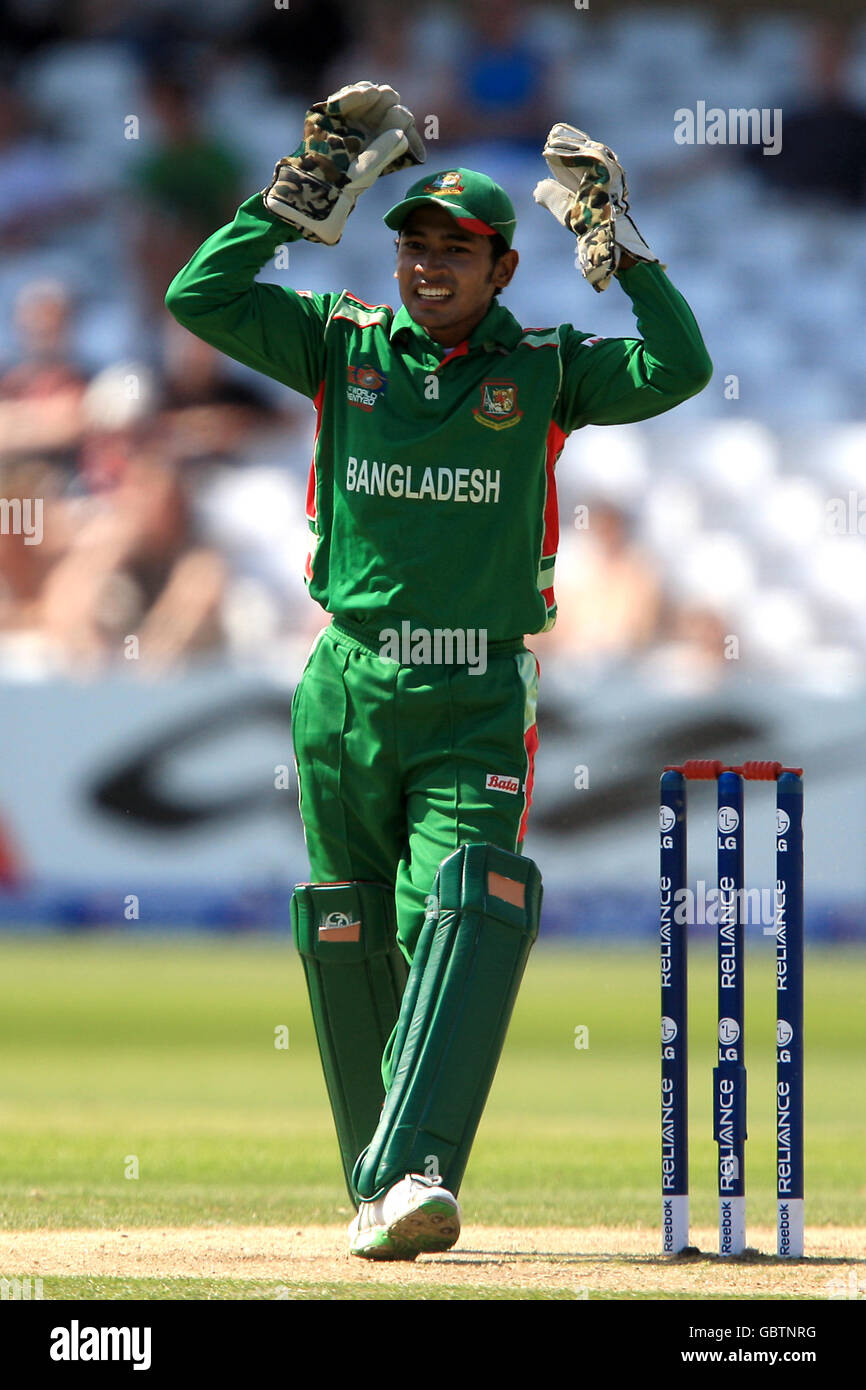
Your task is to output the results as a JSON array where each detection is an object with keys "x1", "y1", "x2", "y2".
[
  {"x1": 554, "y1": 262, "x2": 713, "y2": 431},
  {"x1": 165, "y1": 193, "x2": 334, "y2": 401}
]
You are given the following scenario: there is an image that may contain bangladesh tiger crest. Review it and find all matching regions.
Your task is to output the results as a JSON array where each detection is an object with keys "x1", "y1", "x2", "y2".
[
  {"x1": 473, "y1": 380, "x2": 523, "y2": 430},
  {"x1": 423, "y1": 171, "x2": 464, "y2": 197},
  {"x1": 347, "y1": 363, "x2": 387, "y2": 411}
]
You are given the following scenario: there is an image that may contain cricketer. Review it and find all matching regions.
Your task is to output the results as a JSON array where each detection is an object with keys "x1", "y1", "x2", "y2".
[{"x1": 166, "y1": 83, "x2": 712, "y2": 1260}]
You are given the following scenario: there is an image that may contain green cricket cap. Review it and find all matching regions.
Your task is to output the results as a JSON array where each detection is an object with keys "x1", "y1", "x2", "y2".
[{"x1": 384, "y1": 168, "x2": 517, "y2": 246}]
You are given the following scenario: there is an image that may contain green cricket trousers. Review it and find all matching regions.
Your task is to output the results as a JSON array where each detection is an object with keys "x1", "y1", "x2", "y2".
[{"x1": 291, "y1": 616, "x2": 540, "y2": 962}]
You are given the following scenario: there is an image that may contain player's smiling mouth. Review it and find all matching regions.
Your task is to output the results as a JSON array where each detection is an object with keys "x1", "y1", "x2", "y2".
[{"x1": 415, "y1": 286, "x2": 454, "y2": 301}]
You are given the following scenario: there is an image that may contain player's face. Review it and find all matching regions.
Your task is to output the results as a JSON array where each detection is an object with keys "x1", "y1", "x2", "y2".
[{"x1": 395, "y1": 206, "x2": 517, "y2": 346}]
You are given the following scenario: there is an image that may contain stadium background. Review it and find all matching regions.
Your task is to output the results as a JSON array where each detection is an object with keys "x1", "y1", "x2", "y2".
[
  {"x1": 1, "y1": 0, "x2": 864, "y2": 934},
  {"x1": 0, "y1": 0, "x2": 864, "y2": 1301}
]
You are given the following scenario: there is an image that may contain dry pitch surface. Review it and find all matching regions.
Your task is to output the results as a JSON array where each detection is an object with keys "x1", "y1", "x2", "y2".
[{"x1": 0, "y1": 1226, "x2": 861, "y2": 1298}]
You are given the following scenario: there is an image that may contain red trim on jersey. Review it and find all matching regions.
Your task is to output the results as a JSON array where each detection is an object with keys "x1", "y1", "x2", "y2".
[
  {"x1": 519, "y1": 330, "x2": 560, "y2": 351},
  {"x1": 542, "y1": 420, "x2": 566, "y2": 566},
  {"x1": 343, "y1": 293, "x2": 387, "y2": 311},
  {"x1": 518, "y1": 708, "x2": 540, "y2": 845},
  {"x1": 331, "y1": 311, "x2": 390, "y2": 327},
  {"x1": 330, "y1": 293, "x2": 392, "y2": 328},
  {"x1": 437, "y1": 340, "x2": 470, "y2": 369},
  {"x1": 304, "y1": 379, "x2": 326, "y2": 581}
]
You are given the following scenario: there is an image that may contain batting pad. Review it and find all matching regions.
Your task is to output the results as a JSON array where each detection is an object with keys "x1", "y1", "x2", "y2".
[
  {"x1": 291, "y1": 881, "x2": 408, "y2": 1205},
  {"x1": 351, "y1": 843, "x2": 542, "y2": 1202}
]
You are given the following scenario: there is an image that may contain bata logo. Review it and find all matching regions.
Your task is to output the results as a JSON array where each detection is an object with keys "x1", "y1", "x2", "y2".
[
  {"x1": 318, "y1": 912, "x2": 361, "y2": 942},
  {"x1": 346, "y1": 363, "x2": 387, "y2": 411},
  {"x1": 473, "y1": 381, "x2": 522, "y2": 430},
  {"x1": 424, "y1": 171, "x2": 464, "y2": 195},
  {"x1": 486, "y1": 774, "x2": 520, "y2": 794}
]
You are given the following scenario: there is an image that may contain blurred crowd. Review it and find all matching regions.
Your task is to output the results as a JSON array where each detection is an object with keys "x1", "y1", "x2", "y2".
[
  {"x1": 0, "y1": 276, "x2": 318, "y2": 675},
  {"x1": 0, "y1": 0, "x2": 865, "y2": 683}
]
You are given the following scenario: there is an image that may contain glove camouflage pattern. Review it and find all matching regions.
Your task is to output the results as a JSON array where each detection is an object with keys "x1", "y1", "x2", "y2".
[
  {"x1": 534, "y1": 124, "x2": 661, "y2": 291},
  {"x1": 265, "y1": 82, "x2": 426, "y2": 245}
]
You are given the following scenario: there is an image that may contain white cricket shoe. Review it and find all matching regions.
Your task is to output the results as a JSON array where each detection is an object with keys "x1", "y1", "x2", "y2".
[{"x1": 348, "y1": 1174, "x2": 461, "y2": 1261}]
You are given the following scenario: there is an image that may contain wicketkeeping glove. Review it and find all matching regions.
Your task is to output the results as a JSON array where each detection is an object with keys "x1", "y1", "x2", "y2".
[
  {"x1": 264, "y1": 82, "x2": 426, "y2": 245},
  {"x1": 533, "y1": 124, "x2": 661, "y2": 291}
]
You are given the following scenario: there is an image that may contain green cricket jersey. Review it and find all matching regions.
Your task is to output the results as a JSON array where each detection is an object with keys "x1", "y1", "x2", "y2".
[{"x1": 166, "y1": 193, "x2": 711, "y2": 641}]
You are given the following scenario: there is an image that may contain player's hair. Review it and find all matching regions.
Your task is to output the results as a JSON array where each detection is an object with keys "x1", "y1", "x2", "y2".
[{"x1": 488, "y1": 233, "x2": 510, "y2": 296}]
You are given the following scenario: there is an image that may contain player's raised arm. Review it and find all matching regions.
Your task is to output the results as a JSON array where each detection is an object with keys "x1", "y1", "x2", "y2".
[
  {"x1": 534, "y1": 124, "x2": 713, "y2": 429},
  {"x1": 164, "y1": 82, "x2": 425, "y2": 399}
]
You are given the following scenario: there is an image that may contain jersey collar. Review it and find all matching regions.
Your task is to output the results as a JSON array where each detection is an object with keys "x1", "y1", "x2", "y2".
[{"x1": 390, "y1": 298, "x2": 524, "y2": 356}]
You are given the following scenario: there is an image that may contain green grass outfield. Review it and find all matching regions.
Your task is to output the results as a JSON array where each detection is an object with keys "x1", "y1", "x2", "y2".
[{"x1": 0, "y1": 936, "x2": 862, "y2": 1299}]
